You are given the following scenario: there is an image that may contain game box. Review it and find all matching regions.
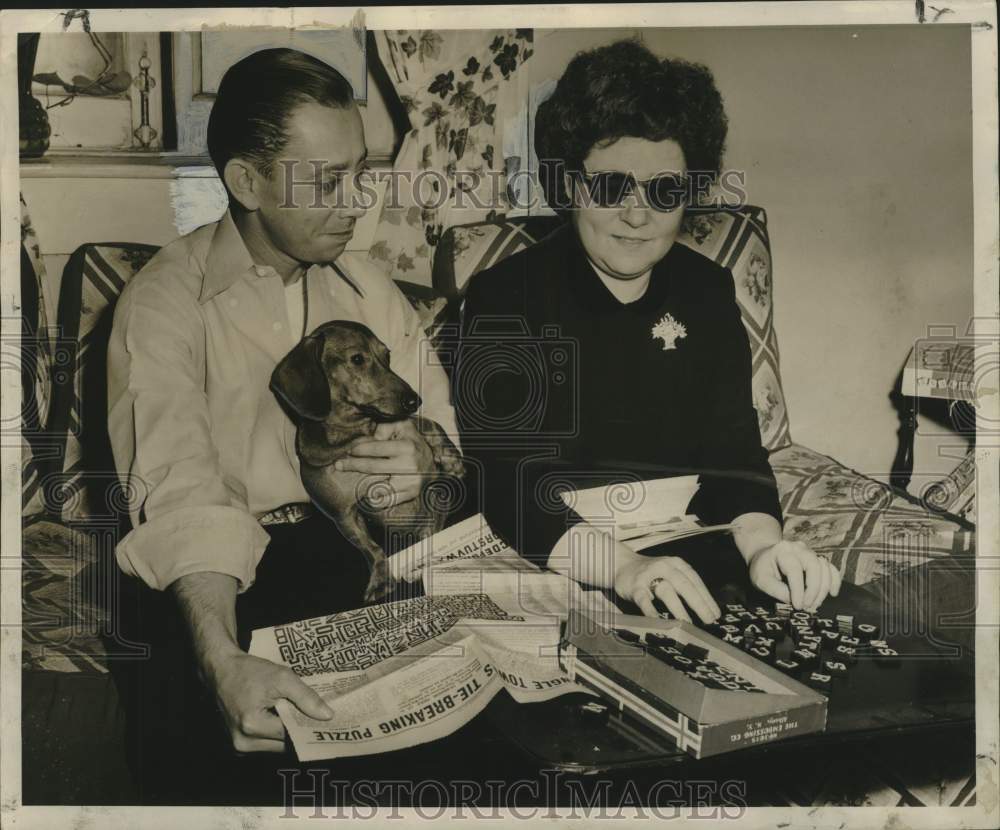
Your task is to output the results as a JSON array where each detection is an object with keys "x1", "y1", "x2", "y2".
[{"x1": 559, "y1": 610, "x2": 828, "y2": 758}]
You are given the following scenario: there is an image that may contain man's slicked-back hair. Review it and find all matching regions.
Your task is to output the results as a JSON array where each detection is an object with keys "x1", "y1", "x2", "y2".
[
  {"x1": 207, "y1": 47, "x2": 354, "y2": 180},
  {"x1": 535, "y1": 39, "x2": 728, "y2": 214}
]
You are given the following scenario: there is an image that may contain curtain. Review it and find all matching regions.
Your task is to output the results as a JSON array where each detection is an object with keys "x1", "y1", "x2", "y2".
[{"x1": 367, "y1": 29, "x2": 534, "y2": 284}]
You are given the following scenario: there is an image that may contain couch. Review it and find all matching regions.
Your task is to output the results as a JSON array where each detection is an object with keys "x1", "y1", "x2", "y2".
[{"x1": 18, "y1": 205, "x2": 975, "y2": 804}]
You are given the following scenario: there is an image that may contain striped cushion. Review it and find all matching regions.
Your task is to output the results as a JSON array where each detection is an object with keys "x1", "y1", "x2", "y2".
[
  {"x1": 432, "y1": 216, "x2": 562, "y2": 299},
  {"x1": 49, "y1": 244, "x2": 159, "y2": 524},
  {"x1": 432, "y1": 208, "x2": 792, "y2": 449},
  {"x1": 19, "y1": 195, "x2": 56, "y2": 517}
]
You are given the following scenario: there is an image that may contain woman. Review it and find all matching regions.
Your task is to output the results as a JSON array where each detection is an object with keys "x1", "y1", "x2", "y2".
[{"x1": 455, "y1": 40, "x2": 841, "y2": 622}]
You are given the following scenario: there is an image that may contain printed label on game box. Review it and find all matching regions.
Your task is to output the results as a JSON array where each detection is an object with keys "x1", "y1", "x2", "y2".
[{"x1": 561, "y1": 611, "x2": 828, "y2": 759}]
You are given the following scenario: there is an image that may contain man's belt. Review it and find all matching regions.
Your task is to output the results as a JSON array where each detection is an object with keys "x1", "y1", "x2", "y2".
[{"x1": 258, "y1": 502, "x2": 316, "y2": 526}]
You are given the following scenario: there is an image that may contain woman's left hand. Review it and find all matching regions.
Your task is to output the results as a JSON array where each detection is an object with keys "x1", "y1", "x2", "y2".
[{"x1": 748, "y1": 540, "x2": 842, "y2": 612}]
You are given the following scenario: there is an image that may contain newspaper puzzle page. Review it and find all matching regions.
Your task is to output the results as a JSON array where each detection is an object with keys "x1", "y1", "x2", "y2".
[
  {"x1": 250, "y1": 593, "x2": 587, "y2": 760},
  {"x1": 275, "y1": 630, "x2": 503, "y2": 761},
  {"x1": 387, "y1": 512, "x2": 534, "y2": 581}
]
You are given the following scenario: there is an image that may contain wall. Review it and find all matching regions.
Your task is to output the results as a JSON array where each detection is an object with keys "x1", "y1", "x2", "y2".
[{"x1": 21, "y1": 26, "x2": 974, "y2": 490}]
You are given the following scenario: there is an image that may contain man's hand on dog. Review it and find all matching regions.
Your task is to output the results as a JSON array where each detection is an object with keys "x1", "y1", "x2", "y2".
[
  {"x1": 209, "y1": 651, "x2": 333, "y2": 753},
  {"x1": 334, "y1": 420, "x2": 436, "y2": 508}
]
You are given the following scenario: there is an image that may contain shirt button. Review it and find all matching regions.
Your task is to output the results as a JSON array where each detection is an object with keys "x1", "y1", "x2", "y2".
[{"x1": 272, "y1": 322, "x2": 283, "y2": 332}]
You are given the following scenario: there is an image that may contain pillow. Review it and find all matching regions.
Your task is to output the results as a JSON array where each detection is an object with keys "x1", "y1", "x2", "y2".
[
  {"x1": 677, "y1": 208, "x2": 792, "y2": 450},
  {"x1": 432, "y1": 216, "x2": 561, "y2": 300},
  {"x1": 21, "y1": 519, "x2": 110, "y2": 673},
  {"x1": 431, "y1": 208, "x2": 793, "y2": 450},
  {"x1": 771, "y1": 442, "x2": 974, "y2": 585},
  {"x1": 394, "y1": 278, "x2": 451, "y2": 348},
  {"x1": 49, "y1": 244, "x2": 159, "y2": 524}
]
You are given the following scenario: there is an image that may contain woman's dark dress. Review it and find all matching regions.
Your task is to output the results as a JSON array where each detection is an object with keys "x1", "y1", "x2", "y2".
[{"x1": 455, "y1": 222, "x2": 782, "y2": 566}]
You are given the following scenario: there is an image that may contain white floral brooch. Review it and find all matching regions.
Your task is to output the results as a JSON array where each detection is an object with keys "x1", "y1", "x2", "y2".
[{"x1": 651, "y1": 312, "x2": 687, "y2": 351}]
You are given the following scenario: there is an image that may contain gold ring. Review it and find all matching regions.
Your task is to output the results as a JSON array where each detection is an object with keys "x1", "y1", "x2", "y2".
[{"x1": 649, "y1": 577, "x2": 665, "y2": 593}]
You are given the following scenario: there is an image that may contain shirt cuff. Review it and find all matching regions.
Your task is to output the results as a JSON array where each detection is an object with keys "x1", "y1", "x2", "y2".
[{"x1": 115, "y1": 505, "x2": 271, "y2": 592}]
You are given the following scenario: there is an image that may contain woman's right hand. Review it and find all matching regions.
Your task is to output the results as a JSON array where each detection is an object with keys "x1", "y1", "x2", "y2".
[{"x1": 613, "y1": 547, "x2": 722, "y2": 624}]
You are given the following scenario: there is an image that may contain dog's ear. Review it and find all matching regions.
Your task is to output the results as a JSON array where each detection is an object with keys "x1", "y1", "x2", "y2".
[{"x1": 270, "y1": 335, "x2": 331, "y2": 421}]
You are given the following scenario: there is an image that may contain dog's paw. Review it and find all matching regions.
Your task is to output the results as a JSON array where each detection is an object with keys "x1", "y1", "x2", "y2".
[
  {"x1": 412, "y1": 416, "x2": 466, "y2": 478},
  {"x1": 363, "y1": 560, "x2": 393, "y2": 605},
  {"x1": 434, "y1": 451, "x2": 466, "y2": 479}
]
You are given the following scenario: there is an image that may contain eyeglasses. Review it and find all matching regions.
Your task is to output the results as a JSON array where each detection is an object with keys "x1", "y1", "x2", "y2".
[{"x1": 576, "y1": 170, "x2": 690, "y2": 212}]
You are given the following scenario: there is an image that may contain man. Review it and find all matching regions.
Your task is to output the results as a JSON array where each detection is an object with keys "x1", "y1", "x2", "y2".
[{"x1": 107, "y1": 48, "x2": 457, "y2": 794}]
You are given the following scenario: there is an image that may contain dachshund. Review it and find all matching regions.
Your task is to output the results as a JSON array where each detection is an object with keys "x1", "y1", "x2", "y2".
[{"x1": 270, "y1": 320, "x2": 464, "y2": 604}]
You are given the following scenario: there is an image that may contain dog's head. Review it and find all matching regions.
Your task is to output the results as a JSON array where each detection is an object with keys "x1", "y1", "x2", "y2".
[{"x1": 271, "y1": 321, "x2": 421, "y2": 423}]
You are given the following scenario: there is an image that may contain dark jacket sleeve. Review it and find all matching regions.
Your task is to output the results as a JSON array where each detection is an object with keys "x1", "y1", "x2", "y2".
[
  {"x1": 692, "y1": 268, "x2": 783, "y2": 527},
  {"x1": 455, "y1": 265, "x2": 584, "y2": 565}
]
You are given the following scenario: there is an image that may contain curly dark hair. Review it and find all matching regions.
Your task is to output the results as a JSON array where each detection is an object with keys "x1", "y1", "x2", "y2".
[{"x1": 534, "y1": 39, "x2": 728, "y2": 212}]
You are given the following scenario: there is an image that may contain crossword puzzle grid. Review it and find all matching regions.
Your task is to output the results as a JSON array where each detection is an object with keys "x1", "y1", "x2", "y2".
[{"x1": 273, "y1": 595, "x2": 520, "y2": 676}]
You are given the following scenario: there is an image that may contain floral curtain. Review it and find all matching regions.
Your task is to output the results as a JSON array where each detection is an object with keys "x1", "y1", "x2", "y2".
[{"x1": 368, "y1": 30, "x2": 533, "y2": 284}]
